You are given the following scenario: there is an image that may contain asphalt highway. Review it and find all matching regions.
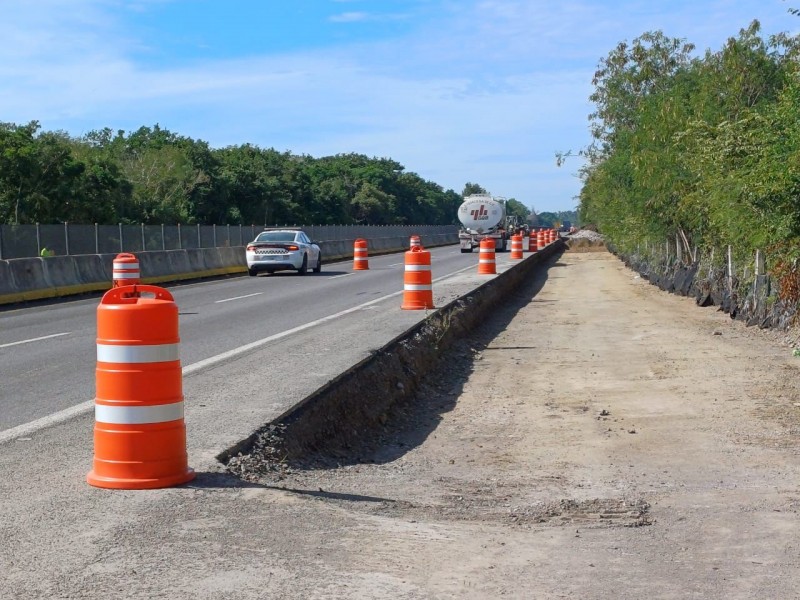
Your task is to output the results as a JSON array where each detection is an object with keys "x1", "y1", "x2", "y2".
[{"x1": 0, "y1": 245, "x2": 484, "y2": 432}]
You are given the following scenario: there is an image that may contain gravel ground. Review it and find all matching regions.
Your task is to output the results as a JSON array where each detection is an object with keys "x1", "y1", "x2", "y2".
[
  {"x1": 227, "y1": 249, "x2": 800, "y2": 599},
  {"x1": 3, "y1": 248, "x2": 798, "y2": 599}
]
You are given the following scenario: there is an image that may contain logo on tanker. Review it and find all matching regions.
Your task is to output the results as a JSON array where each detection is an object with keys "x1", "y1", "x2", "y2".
[{"x1": 469, "y1": 204, "x2": 489, "y2": 220}]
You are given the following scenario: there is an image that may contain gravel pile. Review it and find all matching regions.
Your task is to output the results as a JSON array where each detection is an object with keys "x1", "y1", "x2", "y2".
[{"x1": 568, "y1": 229, "x2": 605, "y2": 242}]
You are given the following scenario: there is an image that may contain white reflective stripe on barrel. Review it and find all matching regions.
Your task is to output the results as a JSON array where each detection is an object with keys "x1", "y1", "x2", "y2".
[
  {"x1": 114, "y1": 262, "x2": 140, "y2": 269},
  {"x1": 404, "y1": 284, "x2": 432, "y2": 291},
  {"x1": 354, "y1": 257, "x2": 368, "y2": 261},
  {"x1": 113, "y1": 272, "x2": 140, "y2": 278},
  {"x1": 95, "y1": 401, "x2": 184, "y2": 425},
  {"x1": 479, "y1": 259, "x2": 496, "y2": 264},
  {"x1": 97, "y1": 343, "x2": 180, "y2": 363},
  {"x1": 479, "y1": 248, "x2": 494, "y2": 253},
  {"x1": 404, "y1": 264, "x2": 430, "y2": 271}
]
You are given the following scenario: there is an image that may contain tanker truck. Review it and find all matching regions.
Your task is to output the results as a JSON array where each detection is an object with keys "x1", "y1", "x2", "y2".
[{"x1": 457, "y1": 193, "x2": 511, "y2": 252}]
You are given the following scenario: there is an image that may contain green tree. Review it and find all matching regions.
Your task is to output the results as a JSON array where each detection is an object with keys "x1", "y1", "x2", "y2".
[
  {"x1": 462, "y1": 182, "x2": 487, "y2": 196},
  {"x1": 505, "y1": 198, "x2": 529, "y2": 222},
  {"x1": 351, "y1": 182, "x2": 396, "y2": 224}
]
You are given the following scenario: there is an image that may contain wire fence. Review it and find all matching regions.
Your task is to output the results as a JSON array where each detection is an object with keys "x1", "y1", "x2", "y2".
[{"x1": 0, "y1": 223, "x2": 458, "y2": 260}]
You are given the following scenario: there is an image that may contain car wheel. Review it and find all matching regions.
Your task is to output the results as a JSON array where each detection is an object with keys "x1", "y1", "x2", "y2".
[
  {"x1": 248, "y1": 268, "x2": 258, "y2": 277},
  {"x1": 313, "y1": 253, "x2": 322, "y2": 273},
  {"x1": 298, "y1": 253, "x2": 308, "y2": 275}
]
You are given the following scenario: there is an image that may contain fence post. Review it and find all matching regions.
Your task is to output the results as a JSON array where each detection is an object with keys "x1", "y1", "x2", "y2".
[
  {"x1": 239, "y1": 224, "x2": 242, "y2": 246},
  {"x1": 675, "y1": 233, "x2": 682, "y2": 264},
  {"x1": 755, "y1": 249, "x2": 764, "y2": 278},
  {"x1": 36, "y1": 223, "x2": 41, "y2": 256},
  {"x1": 213, "y1": 224, "x2": 217, "y2": 248},
  {"x1": 197, "y1": 223, "x2": 201, "y2": 248},
  {"x1": 0, "y1": 224, "x2": 3, "y2": 259},
  {"x1": 95, "y1": 223, "x2": 99, "y2": 254},
  {"x1": 227, "y1": 224, "x2": 230, "y2": 247},
  {"x1": 727, "y1": 245, "x2": 734, "y2": 295},
  {"x1": 178, "y1": 223, "x2": 182, "y2": 250},
  {"x1": 753, "y1": 249, "x2": 765, "y2": 299},
  {"x1": 119, "y1": 223, "x2": 124, "y2": 253},
  {"x1": 65, "y1": 222, "x2": 70, "y2": 256},
  {"x1": 161, "y1": 224, "x2": 166, "y2": 250},
  {"x1": 141, "y1": 223, "x2": 145, "y2": 251}
]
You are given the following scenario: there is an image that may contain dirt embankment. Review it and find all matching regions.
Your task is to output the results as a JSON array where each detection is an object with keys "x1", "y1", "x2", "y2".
[{"x1": 221, "y1": 249, "x2": 800, "y2": 599}]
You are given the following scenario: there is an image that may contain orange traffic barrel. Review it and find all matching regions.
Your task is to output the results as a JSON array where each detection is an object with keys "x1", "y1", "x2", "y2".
[
  {"x1": 510, "y1": 235, "x2": 523, "y2": 259},
  {"x1": 550, "y1": 229, "x2": 557, "y2": 243},
  {"x1": 410, "y1": 235, "x2": 421, "y2": 249},
  {"x1": 112, "y1": 253, "x2": 140, "y2": 287},
  {"x1": 401, "y1": 246, "x2": 434, "y2": 310},
  {"x1": 353, "y1": 238, "x2": 369, "y2": 270},
  {"x1": 87, "y1": 285, "x2": 194, "y2": 490},
  {"x1": 478, "y1": 238, "x2": 496, "y2": 274},
  {"x1": 536, "y1": 230, "x2": 545, "y2": 250}
]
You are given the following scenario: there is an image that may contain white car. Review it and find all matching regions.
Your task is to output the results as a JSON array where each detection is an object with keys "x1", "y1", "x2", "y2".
[{"x1": 246, "y1": 229, "x2": 322, "y2": 276}]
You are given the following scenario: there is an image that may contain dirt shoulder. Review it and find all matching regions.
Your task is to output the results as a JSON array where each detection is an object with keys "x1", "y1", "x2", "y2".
[
  {"x1": 5, "y1": 249, "x2": 799, "y2": 600},
  {"x1": 243, "y1": 249, "x2": 800, "y2": 599}
]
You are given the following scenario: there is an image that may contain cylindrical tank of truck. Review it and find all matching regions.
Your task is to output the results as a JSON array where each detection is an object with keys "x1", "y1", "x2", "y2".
[{"x1": 457, "y1": 194, "x2": 508, "y2": 253}]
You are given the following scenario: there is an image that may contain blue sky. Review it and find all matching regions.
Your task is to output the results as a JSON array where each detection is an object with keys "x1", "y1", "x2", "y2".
[{"x1": 1, "y1": 1, "x2": 797, "y2": 214}]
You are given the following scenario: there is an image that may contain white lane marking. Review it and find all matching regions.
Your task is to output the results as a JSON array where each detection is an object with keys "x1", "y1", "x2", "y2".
[
  {"x1": 215, "y1": 292, "x2": 263, "y2": 304},
  {"x1": 329, "y1": 273, "x2": 354, "y2": 279},
  {"x1": 0, "y1": 261, "x2": 479, "y2": 444},
  {"x1": 0, "y1": 332, "x2": 70, "y2": 349},
  {"x1": 387, "y1": 262, "x2": 404, "y2": 267}
]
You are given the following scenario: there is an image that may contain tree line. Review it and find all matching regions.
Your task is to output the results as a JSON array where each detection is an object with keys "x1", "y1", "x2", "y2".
[
  {"x1": 574, "y1": 20, "x2": 800, "y2": 299},
  {"x1": 0, "y1": 122, "x2": 534, "y2": 228}
]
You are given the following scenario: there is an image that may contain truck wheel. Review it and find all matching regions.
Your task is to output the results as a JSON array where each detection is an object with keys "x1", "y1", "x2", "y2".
[{"x1": 460, "y1": 248, "x2": 473, "y2": 253}]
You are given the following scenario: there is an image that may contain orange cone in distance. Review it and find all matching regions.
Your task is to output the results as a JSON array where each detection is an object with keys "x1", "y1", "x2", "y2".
[
  {"x1": 87, "y1": 284, "x2": 194, "y2": 490},
  {"x1": 353, "y1": 238, "x2": 369, "y2": 270},
  {"x1": 401, "y1": 246, "x2": 434, "y2": 310},
  {"x1": 112, "y1": 253, "x2": 140, "y2": 287},
  {"x1": 409, "y1": 235, "x2": 421, "y2": 249},
  {"x1": 510, "y1": 234, "x2": 523, "y2": 259},
  {"x1": 478, "y1": 238, "x2": 496, "y2": 274}
]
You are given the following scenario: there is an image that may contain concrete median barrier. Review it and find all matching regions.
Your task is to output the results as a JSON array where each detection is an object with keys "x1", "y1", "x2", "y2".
[
  {"x1": 317, "y1": 240, "x2": 351, "y2": 261},
  {"x1": 0, "y1": 261, "x2": 15, "y2": 297},
  {"x1": 66, "y1": 255, "x2": 112, "y2": 295},
  {"x1": 5, "y1": 258, "x2": 53, "y2": 303},
  {"x1": 137, "y1": 251, "x2": 171, "y2": 280},
  {"x1": 0, "y1": 232, "x2": 460, "y2": 306}
]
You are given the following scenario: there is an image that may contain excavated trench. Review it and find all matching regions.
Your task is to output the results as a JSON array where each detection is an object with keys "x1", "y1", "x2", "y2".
[{"x1": 221, "y1": 242, "x2": 565, "y2": 480}]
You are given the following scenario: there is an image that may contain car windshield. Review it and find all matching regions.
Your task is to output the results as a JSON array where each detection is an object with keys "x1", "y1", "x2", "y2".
[{"x1": 255, "y1": 231, "x2": 297, "y2": 243}]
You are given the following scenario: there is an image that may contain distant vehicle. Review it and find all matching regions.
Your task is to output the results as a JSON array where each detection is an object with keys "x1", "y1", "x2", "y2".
[
  {"x1": 245, "y1": 228, "x2": 322, "y2": 276},
  {"x1": 457, "y1": 194, "x2": 512, "y2": 252}
]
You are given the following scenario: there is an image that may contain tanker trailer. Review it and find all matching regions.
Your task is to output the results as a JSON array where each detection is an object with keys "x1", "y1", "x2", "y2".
[{"x1": 457, "y1": 194, "x2": 510, "y2": 252}]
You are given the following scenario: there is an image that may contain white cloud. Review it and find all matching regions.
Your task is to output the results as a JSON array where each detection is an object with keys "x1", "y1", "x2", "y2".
[{"x1": 329, "y1": 11, "x2": 370, "y2": 23}]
